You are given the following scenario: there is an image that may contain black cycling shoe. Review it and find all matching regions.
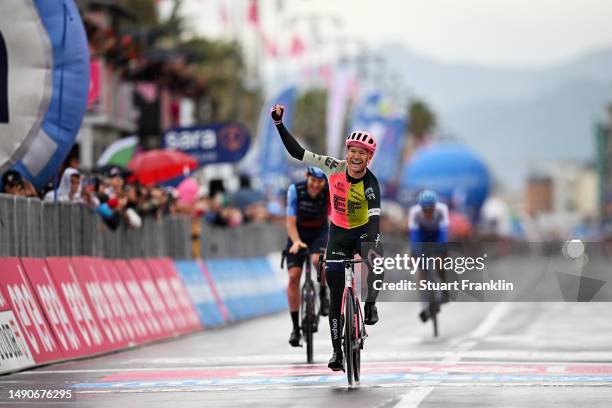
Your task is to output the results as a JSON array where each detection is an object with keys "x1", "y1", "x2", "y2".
[
  {"x1": 328, "y1": 350, "x2": 344, "y2": 371},
  {"x1": 288, "y1": 328, "x2": 302, "y2": 347},
  {"x1": 364, "y1": 303, "x2": 379, "y2": 325},
  {"x1": 319, "y1": 287, "x2": 330, "y2": 317},
  {"x1": 419, "y1": 309, "x2": 429, "y2": 323}
]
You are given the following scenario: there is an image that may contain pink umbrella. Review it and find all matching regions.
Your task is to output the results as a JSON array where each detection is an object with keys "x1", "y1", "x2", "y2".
[{"x1": 177, "y1": 177, "x2": 199, "y2": 206}]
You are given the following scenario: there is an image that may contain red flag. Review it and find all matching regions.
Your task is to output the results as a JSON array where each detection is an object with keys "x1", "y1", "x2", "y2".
[
  {"x1": 319, "y1": 65, "x2": 332, "y2": 86},
  {"x1": 219, "y1": 3, "x2": 229, "y2": 28},
  {"x1": 262, "y1": 32, "x2": 278, "y2": 58},
  {"x1": 289, "y1": 35, "x2": 305, "y2": 57},
  {"x1": 247, "y1": 0, "x2": 258, "y2": 26}
]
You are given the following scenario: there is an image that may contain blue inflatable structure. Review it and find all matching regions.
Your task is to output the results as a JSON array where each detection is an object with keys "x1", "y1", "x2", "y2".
[
  {"x1": 399, "y1": 143, "x2": 491, "y2": 221},
  {"x1": 2, "y1": 0, "x2": 89, "y2": 188}
]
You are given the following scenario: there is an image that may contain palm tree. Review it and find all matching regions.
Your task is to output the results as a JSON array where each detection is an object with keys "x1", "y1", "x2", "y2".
[{"x1": 408, "y1": 99, "x2": 436, "y2": 143}]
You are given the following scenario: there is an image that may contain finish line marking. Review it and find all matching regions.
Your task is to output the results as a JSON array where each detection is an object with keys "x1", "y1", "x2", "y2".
[
  {"x1": 21, "y1": 362, "x2": 612, "y2": 377},
  {"x1": 71, "y1": 373, "x2": 612, "y2": 390}
]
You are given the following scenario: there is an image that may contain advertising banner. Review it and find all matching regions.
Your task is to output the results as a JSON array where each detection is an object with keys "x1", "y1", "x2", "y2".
[
  {"x1": 90, "y1": 258, "x2": 138, "y2": 345},
  {"x1": 69, "y1": 257, "x2": 128, "y2": 350},
  {"x1": 158, "y1": 258, "x2": 203, "y2": 331},
  {"x1": 127, "y1": 259, "x2": 176, "y2": 336},
  {"x1": 144, "y1": 259, "x2": 189, "y2": 334},
  {"x1": 21, "y1": 258, "x2": 89, "y2": 358},
  {"x1": 45, "y1": 257, "x2": 106, "y2": 354},
  {"x1": 113, "y1": 260, "x2": 163, "y2": 341},
  {"x1": 162, "y1": 122, "x2": 251, "y2": 166},
  {"x1": 101, "y1": 260, "x2": 149, "y2": 341},
  {"x1": 0, "y1": 258, "x2": 62, "y2": 363}
]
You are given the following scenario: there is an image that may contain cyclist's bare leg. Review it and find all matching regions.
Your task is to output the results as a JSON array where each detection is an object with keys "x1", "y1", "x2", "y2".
[
  {"x1": 288, "y1": 266, "x2": 304, "y2": 345},
  {"x1": 287, "y1": 266, "x2": 303, "y2": 311}
]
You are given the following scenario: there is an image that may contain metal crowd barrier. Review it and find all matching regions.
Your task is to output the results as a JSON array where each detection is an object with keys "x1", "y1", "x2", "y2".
[
  {"x1": 0, "y1": 193, "x2": 192, "y2": 259},
  {"x1": 0, "y1": 193, "x2": 287, "y2": 259},
  {"x1": 200, "y1": 221, "x2": 286, "y2": 259}
]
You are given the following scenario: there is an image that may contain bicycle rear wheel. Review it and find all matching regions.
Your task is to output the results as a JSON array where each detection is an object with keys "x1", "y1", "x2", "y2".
[
  {"x1": 352, "y1": 301, "x2": 362, "y2": 383},
  {"x1": 344, "y1": 290, "x2": 354, "y2": 386}
]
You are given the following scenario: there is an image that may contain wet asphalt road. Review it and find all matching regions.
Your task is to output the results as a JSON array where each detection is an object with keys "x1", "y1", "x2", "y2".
[{"x1": 2, "y1": 254, "x2": 612, "y2": 407}]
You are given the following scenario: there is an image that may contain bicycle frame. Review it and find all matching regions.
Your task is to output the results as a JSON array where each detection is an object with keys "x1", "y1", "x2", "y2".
[
  {"x1": 327, "y1": 259, "x2": 366, "y2": 336},
  {"x1": 328, "y1": 258, "x2": 368, "y2": 384}
]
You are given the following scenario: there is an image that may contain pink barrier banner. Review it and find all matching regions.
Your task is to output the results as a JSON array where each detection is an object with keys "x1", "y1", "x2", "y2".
[
  {"x1": 21, "y1": 258, "x2": 90, "y2": 358},
  {"x1": 101, "y1": 260, "x2": 149, "y2": 342},
  {"x1": 45, "y1": 258, "x2": 107, "y2": 354},
  {"x1": 128, "y1": 259, "x2": 177, "y2": 337},
  {"x1": 157, "y1": 258, "x2": 202, "y2": 332},
  {"x1": 70, "y1": 257, "x2": 129, "y2": 350},
  {"x1": 0, "y1": 261, "x2": 37, "y2": 373},
  {"x1": 113, "y1": 260, "x2": 164, "y2": 341},
  {"x1": 90, "y1": 258, "x2": 139, "y2": 345},
  {"x1": 0, "y1": 258, "x2": 63, "y2": 363},
  {"x1": 145, "y1": 259, "x2": 190, "y2": 333}
]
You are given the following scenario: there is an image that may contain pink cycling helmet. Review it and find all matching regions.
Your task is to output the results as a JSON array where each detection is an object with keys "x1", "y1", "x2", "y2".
[{"x1": 346, "y1": 131, "x2": 377, "y2": 154}]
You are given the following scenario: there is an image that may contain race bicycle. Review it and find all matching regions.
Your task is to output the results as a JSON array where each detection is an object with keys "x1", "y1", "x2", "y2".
[
  {"x1": 326, "y1": 257, "x2": 368, "y2": 386},
  {"x1": 281, "y1": 248, "x2": 323, "y2": 363}
]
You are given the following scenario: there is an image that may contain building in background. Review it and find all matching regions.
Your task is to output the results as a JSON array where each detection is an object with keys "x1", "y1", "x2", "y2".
[
  {"x1": 595, "y1": 104, "x2": 612, "y2": 226},
  {"x1": 74, "y1": 1, "x2": 207, "y2": 169},
  {"x1": 524, "y1": 161, "x2": 598, "y2": 238},
  {"x1": 525, "y1": 175, "x2": 553, "y2": 216}
]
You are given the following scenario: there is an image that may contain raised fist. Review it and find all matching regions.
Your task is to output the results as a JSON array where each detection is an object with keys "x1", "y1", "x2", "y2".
[{"x1": 271, "y1": 104, "x2": 284, "y2": 123}]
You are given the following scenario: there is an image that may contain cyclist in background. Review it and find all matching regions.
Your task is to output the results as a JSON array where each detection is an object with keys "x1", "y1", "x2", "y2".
[
  {"x1": 272, "y1": 104, "x2": 384, "y2": 371},
  {"x1": 285, "y1": 166, "x2": 330, "y2": 347},
  {"x1": 408, "y1": 189, "x2": 450, "y2": 322}
]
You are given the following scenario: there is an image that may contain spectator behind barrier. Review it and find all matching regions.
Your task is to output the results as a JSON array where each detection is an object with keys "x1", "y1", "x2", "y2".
[
  {"x1": 1, "y1": 170, "x2": 39, "y2": 198},
  {"x1": 43, "y1": 168, "x2": 98, "y2": 207}
]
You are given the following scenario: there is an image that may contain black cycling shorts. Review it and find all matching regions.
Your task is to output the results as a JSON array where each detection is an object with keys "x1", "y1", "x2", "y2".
[
  {"x1": 325, "y1": 223, "x2": 370, "y2": 272},
  {"x1": 285, "y1": 228, "x2": 328, "y2": 269}
]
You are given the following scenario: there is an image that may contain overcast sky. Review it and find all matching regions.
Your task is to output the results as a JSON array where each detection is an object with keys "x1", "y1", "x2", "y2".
[{"x1": 167, "y1": 0, "x2": 612, "y2": 68}]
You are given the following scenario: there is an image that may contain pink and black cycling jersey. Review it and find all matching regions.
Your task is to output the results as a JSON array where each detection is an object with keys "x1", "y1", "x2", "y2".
[
  {"x1": 274, "y1": 122, "x2": 381, "y2": 236},
  {"x1": 300, "y1": 151, "x2": 380, "y2": 230}
]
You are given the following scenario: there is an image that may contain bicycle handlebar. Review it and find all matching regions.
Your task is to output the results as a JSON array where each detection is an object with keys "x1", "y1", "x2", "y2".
[
  {"x1": 325, "y1": 258, "x2": 368, "y2": 264},
  {"x1": 280, "y1": 247, "x2": 325, "y2": 269}
]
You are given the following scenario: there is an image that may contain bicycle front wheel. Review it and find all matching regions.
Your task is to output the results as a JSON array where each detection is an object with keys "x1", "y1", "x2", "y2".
[
  {"x1": 344, "y1": 290, "x2": 354, "y2": 386},
  {"x1": 301, "y1": 282, "x2": 316, "y2": 363}
]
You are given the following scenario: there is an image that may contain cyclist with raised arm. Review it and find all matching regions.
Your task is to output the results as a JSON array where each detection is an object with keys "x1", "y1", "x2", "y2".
[
  {"x1": 408, "y1": 190, "x2": 450, "y2": 322},
  {"x1": 285, "y1": 166, "x2": 331, "y2": 347},
  {"x1": 272, "y1": 104, "x2": 384, "y2": 371}
]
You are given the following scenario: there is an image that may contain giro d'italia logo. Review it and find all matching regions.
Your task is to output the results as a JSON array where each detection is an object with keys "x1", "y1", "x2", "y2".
[{"x1": 219, "y1": 125, "x2": 247, "y2": 152}]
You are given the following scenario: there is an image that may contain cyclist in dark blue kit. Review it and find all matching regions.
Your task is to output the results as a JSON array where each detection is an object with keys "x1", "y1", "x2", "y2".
[{"x1": 285, "y1": 166, "x2": 331, "y2": 347}]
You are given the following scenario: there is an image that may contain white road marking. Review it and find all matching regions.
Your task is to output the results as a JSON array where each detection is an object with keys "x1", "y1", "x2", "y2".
[
  {"x1": 394, "y1": 302, "x2": 513, "y2": 407},
  {"x1": 469, "y1": 302, "x2": 512, "y2": 340},
  {"x1": 393, "y1": 387, "x2": 435, "y2": 408}
]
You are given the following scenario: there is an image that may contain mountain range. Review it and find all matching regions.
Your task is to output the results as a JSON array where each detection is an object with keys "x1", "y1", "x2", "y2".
[{"x1": 378, "y1": 43, "x2": 612, "y2": 190}]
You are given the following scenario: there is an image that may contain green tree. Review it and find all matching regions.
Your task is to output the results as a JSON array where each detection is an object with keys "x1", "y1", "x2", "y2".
[
  {"x1": 123, "y1": 0, "x2": 159, "y2": 26},
  {"x1": 408, "y1": 99, "x2": 436, "y2": 142},
  {"x1": 293, "y1": 89, "x2": 327, "y2": 153}
]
